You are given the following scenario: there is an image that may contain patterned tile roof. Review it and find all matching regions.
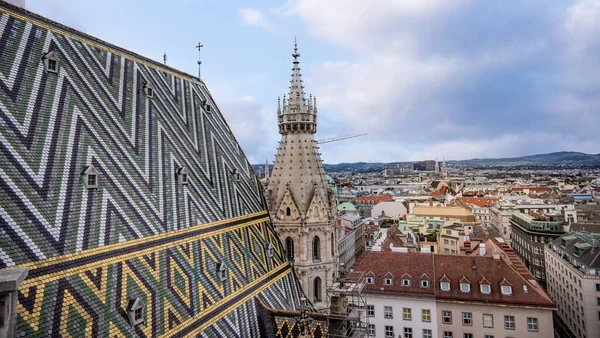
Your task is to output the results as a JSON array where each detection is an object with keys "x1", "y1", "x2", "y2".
[{"x1": 0, "y1": 1, "x2": 307, "y2": 336}]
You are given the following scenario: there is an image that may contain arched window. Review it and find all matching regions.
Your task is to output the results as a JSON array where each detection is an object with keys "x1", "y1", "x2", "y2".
[
  {"x1": 286, "y1": 207, "x2": 291, "y2": 216},
  {"x1": 313, "y1": 236, "x2": 321, "y2": 261},
  {"x1": 313, "y1": 277, "x2": 322, "y2": 302},
  {"x1": 285, "y1": 237, "x2": 294, "y2": 260}
]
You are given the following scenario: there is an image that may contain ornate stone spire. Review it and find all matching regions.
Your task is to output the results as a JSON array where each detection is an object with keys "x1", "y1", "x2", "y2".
[
  {"x1": 264, "y1": 158, "x2": 270, "y2": 179},
  {"x1": 288, "y1": 37, "x2": 307, "y2": 113},
  {"x1": 278, "y1": 39, "x2": 317, "y2": 134}
]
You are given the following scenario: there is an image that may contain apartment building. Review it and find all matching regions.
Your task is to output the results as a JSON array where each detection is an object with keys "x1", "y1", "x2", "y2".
[
  {"x1": 510, "y1": 213, "x2": 567, "y2": 287},
  {"x1": 545, "y1": 232, "x2": 600, "y2": 338},
  {"x1": 438, "y1": 224, "x2": 473, "y2": 255},
  {"x1": 352, "y1": 251, "x2": 556, "y2": 338}
]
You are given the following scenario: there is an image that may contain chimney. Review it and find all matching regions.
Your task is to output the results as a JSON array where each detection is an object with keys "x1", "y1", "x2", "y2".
[
  {"x1": 492, "y1": 250, "x2": 501, "y2": 260},
  {"x1": 479, "y1": 243, "x2": 486, "y2": 256}
]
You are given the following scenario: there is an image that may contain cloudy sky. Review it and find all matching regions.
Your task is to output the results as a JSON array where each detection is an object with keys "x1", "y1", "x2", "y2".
[{"x1": 27, "y1": 0, "x2": 600, "y2": 164}]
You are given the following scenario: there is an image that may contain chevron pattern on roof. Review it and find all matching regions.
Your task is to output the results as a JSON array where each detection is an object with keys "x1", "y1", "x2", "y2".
[{"x1": 0, "y1": 2, "x2": 312, "y2": 336}]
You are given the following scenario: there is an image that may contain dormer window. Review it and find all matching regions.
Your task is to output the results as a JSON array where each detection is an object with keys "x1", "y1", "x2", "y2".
[
  {"x1": 202, "y1": 100, "x2": 212, "y2": 113},
  {"x1": 421, "y1": 280, "x2": 430, "y2": 288},
  {"x1": 480, "y1": 284, "x2": 491, "y2": 294},
  {"x1": 142, "y1": 82, "x2": 154, "y2": 98},
  {"x1": 440, "y1": 282, "x2": 450, "y2": 291},
  {"x1": 365, "y1": 277, "x2": 374, "y2": 284},
  {"x1": 42, "y1": 51, "x2": 59, "y2": 73},
  {"x1": 522, "y1": 285, "x2": 529, "y2": 293},
  {"x1": 501, "y1": 285, "x2": 512, "y2": 295},
  {"x1": 176, "y1": 167, "x2": 188, "y2": 185},
  {"x1": 460, "y1": 283, "x2": 471, "y2": 293},
  {"x1": 384, "y1": 278, "x2": 393, "y2": 285},
  {"x1": 81, "y1": 165, "x2": 98, "y2": 189},
  {"x1": 126, "y1": 297, "x2": 146, "y2": 327},
  {"x1": 266, "y1": 242, "x2": 273, "y2": 258},
  {"x1": 402, "y1": 279, "x2": 411, "y2": 287},
  {"x1": 216, "y1": 262, "x2": 227, "y2": 281}
]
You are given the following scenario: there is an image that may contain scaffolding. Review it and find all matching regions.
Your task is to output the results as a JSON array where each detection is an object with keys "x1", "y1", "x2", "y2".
[{"x1": 326, "y1": 263, "x2": 370, "y2": 338}]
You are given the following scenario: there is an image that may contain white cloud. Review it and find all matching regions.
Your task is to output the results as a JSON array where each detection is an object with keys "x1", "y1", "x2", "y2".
[
  {"x1": 285, "y1": 0, "x2": 600, "y2": 163},
  {"x1": 238, "y1": 8, "x2": 276, "y2": 31}
]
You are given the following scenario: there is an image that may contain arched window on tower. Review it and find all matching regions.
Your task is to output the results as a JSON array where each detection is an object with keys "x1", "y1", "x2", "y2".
[
  {"x1": 313, "y1": 236, "x2": 321, "y2": 261},
  {"x1": 286, "y1": 207, "x2": 291, "y2": 216},
  {"x1": 314, "y1": 277, "x2": 322, "y2": 303},
  {"x1": 285, "y1": 237, "x2": 294, "y2": 261}
]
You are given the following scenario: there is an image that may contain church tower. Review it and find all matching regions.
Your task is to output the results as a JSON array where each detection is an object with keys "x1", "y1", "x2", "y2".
[{"x1": 267, "y1": 40, "x2": 338, "y2": 309}]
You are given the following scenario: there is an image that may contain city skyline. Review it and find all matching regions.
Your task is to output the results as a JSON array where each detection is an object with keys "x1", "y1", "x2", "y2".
[{"x1": 28, "y1": 0, "x2": 600, "y2": 164}]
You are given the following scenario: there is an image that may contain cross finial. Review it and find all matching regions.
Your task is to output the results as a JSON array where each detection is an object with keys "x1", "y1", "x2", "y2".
[{"x1": 196, "y1": 42, "x2": 204, "y2": 80}]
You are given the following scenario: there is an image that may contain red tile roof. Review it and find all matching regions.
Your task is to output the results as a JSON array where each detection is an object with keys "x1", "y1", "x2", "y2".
[
  {"x1": 458, "y1": 197, "x2": 499, "y2": 208},
  {"x1": 352, "y1": 252, "x2": 435, "y2": 296},
  {"x1": 435, "y1": 254, "x2": 554, "y2": 308},
  {"x1": 356, "y1": 195, "x2": 393, "y2": 204},
  {"x1": 351, "y1": 251, "x2": 555, "y2": 308}
]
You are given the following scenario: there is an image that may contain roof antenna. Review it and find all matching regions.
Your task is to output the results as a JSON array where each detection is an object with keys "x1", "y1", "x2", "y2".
[
  {"x1": 163, "y1": 53, "x2": 167, "y2": 65},
  {"x1": 196, "y1": 42, "x2": 204, "y2": 81}
]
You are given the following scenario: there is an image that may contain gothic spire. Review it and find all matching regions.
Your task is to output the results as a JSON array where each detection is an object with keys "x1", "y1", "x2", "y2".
[{"x1": 288, "y1": 37, "x2": 307, "y2": 112}]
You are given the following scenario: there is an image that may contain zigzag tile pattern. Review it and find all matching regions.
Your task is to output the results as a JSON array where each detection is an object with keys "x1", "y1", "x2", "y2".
[{"x1": 0, "y1": 2, "x2": 322, "y2": 337}]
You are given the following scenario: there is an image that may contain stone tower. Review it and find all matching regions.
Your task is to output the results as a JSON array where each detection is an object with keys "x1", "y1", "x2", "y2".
[{"x1": 267, "y1": 40, "x2": 338, "y2": 309}]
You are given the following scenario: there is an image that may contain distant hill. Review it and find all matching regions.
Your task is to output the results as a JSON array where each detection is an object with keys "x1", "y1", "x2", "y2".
[
  {"x1": 253, "y1": 152, "x2": 600, "y2": 172},
  {"x1": 453, "y1": 152, "x2": 600, "y2": 167}
]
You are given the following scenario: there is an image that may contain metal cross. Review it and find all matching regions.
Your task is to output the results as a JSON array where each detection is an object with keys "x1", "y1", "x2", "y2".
[{"x1": 196, "y1": 42, "x2": 204, "y2": 80}]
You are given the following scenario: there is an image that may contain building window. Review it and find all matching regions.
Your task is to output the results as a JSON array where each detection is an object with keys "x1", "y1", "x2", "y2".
[
  {"x1": 460, "y1": 283, "x2": 470, "y2": 293},
  {"x1": 484, "y1": 336, "x2": 494, "y2": 338},
  {"x1": 403, "y1": 307, "x2": 411, "y2": 320},
  {"x1": 501, "y1": 285, "x2": 512, "y2": 295},
  {"x1": 313, "y1": 277, "x2": 322, "y2": 302},
  {"x1": 142, "y1": 82, "x2": 154, "y2": 98},
  {"x1": 527, "y1": 317, "x2": 538, "y2": 331},
  {"x1": 404, "y1": 327, "x2": 412, "y2": 338},
  {"x1": 42, "y1": 51, "x2": 59, "y2": 73},
  {"x1": 480, "y1": 284, "x2": 491, "y2": 294},
  {"x1": 422, "y1": 309, "x2": 431, "y2": 322},
  {"x1": 423, "y1": 329, "x2": 432, "y2": 338},
  {"x1": 523, "y1": 284, "x2": 528, "y2": 293},
  {"x1": 402, "y1": 278, "x2": 411, "y2": 286},
  {"x1": 368, "y1": 324, "x2": 375, "y2": 336},
  {"x1": 216, "y1": 262, "x2": 227, "y2": 281},
  {"x1": 286, "y1": 207, "x2": 291, "y2": 216},
  {"x1": 442, "y1": 310, "x2": 452, "y2": 324},
  {"x1": 483, "y1": 314, "x2": 493, "y2": 328},
  {"x1": 366, "y1": 277, "x2": 374, "y2": 284},
  {"x1": 596, "y1": 283, "x2": 600, "y2": 292},
  {"x1": 441, "y1": 282, "x2": 450, "y2": 291},
  {"x1": 176, "y1": 167, "x2": 188, "y2": 185},
  {"x1": 367, "y1": 305, "x2": 374, "y2": 317},
  {"x1": 462, "y1": 312, "x2": 472, "y2": 325},
  {"x1": 421, "y1": 280, "x2": 430, "y2": 288},
  {"x1": 81, "y1": 165, "x2": 99, "y2": 189},
  {"x1": 285, "y1": 237, "x2": 294, "y2": 260},
  {"x1": 504, "y1": 315, "x2": 515, "y2": 329},
  {"x1": 126, "y1": 297, "x2": 145, "y2": 327},
  {"x1": 312, "y1": 236, "x2": 321, "y2": 261},
  {"x1": 463, "y1": 334, "x2": 473, "y2": 338},
  {"x1": 443, "y1": 332, "x2": 453, "y2": 338},
  {"x1": 384, "y1": 306, "x2": 393, "y2": 319},
  {"x1": 385, "y1": 325, "x2": 394, "y2": 337},
  {"x1": 384, "y1": 278, "x2": 393, "y2": 285}
]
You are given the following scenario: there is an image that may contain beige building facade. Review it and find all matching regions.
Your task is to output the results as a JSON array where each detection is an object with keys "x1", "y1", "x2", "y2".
[
  {"x1": 436, "y1": 301, "x2": 553, "y2": 338},
  {"x1": 267, "y1": 42, "x2": 337, "y2": 309},
  {"x1": 545, "y1": 232, "x2": 600, "y2": 338}
]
